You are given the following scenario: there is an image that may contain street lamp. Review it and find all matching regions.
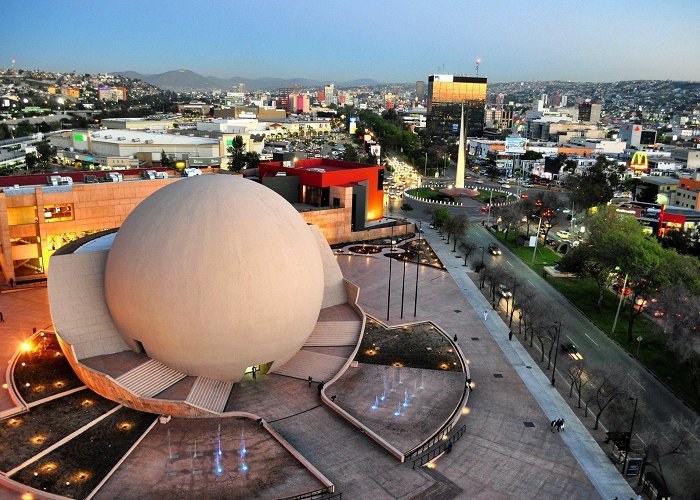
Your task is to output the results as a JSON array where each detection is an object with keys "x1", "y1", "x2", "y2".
[
  {"x1": 551, "y1": 320, "x2": 562, "y2": 386},
  {"x1": 623, "y1": 396, "x2": 639, "y2": 474},
  {"x1": 414, "y1": 219, "x2": 421, "y2": 318}
]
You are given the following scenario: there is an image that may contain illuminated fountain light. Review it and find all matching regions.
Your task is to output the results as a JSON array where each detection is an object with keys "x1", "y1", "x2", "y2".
[
  {"x1": 394, "y1": 404, "x2": 402, "y2": 417},
  {"x1": 402, "y1": 389, "x2": 410, "y2": 408},
  {"x1": 240, "y1": 430, "x2": 247, "y2": 457},
  {"x1": 371, "y1": 396, "x2": 379, "y2": 410}
]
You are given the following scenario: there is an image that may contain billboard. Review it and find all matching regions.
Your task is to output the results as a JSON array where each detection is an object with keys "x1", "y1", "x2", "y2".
[
  {"x1": 505, "y1": 136, "x2": 527, "y2": 154},
  {"x1": 349, "y1": 116, "x2": 358, "y2": 135}
]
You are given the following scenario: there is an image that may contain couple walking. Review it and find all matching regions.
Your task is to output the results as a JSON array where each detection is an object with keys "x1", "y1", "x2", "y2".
[{"x1": 550, "y1": 418, "x2": 565, "y2": 432}]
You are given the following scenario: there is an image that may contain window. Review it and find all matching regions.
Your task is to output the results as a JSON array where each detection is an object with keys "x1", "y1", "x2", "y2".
[
  {"x1": 43, "y1": 204, "x2": 74, "y2": 223},
  {"x1": 7, "y1": 206, "x2": 37, "y2": 225}
]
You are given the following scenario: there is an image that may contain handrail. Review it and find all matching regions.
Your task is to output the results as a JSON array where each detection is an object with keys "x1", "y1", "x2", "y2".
[
  {"x1": 411, "y1": 424, "x2": 467, "y2": 469},
  {"x1": 281, "y1": 487, "x2": 340, "y2": 500}
]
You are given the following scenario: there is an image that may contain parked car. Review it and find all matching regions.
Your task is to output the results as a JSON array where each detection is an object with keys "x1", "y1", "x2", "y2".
[
  {"x1": 488, "y1": 243, "x2": 501, "y2": 255},
  {"x1": 556, "y1": 230, "x2": 571, "y2": 240}
]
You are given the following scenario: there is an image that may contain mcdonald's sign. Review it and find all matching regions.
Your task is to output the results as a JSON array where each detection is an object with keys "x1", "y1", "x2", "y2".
[{"x1": 629, "y1": 151, "x2": 649, "y2": 171}]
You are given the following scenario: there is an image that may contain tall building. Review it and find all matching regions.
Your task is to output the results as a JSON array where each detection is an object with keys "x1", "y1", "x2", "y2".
[
  {"x1": 579, "y1": 102, "x2": 602, "y2": 124},
  {"x1": 426, "y1": 74, "x2": 487, "y2": 138},
  {"x1": 277, "y1": 87, "x2": 292, "y2": 111},
  {"x1": 416, "y1": 80, "x2": 425, "y2": 101},
  {"x1": 560, "y1": 95, "x2": 568, "y2": 107},
  {"x1": 324, "y1": 84, "x2": 334, "y2": 106}
]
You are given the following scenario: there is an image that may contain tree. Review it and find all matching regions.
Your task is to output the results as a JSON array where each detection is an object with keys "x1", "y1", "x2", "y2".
[
  {"x1": 564, "y1": 155, "x2": 625, "y2": 210},
  {"x1": 24, "y1": 153, "x2": 38, "y2": 172},
  {"x1": 433, "y1": 207, "x2": 450, "y2": 235},
  {"x1": 401, "y1": 202, "x2": 413, "y2": 212},
  {"x1": 342, "y1": 144, "x2": 359, "y2": 162},
  {"x1": 566, "y1": 362, "x2": 588, "y2": 408},
  {"x1": 497, "y1": 204, "x2": 521, "y2": 241},
  {"x1": 226, "y1": 136, "x2": 247, "y2": 173},
  {"x1": 36, "y1": 140, "x2": 56, "y2": 166},
  {"x1": 586, "y1": 366, "x2": 627, "y2": 430},
  {"x1": 446, "y1": 214, "x2": 468, "y2": 251},
  {"x1": 522, "y1": 150, "x2": 543, "y2": 161},
  {"x1": 458, "y1": 240, "x2": 476, "y2": 267},
  {"x1": 160, "y1": 149, "x2": 172, "y2": 169},
  {"x1": 245, "y1": 151, "x2": 260, "y2": 170}
]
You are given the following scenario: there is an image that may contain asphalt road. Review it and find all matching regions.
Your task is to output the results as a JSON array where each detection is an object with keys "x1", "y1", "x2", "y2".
[{"x1": 404, "y1": 193, "x2": 700, "y2": 460}]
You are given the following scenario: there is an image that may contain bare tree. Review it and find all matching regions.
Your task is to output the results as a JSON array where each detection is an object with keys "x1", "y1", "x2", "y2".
[
  {"x1": 450, "y1": 214, "x2": 469, "y2": 251},
  {"x1": 497, "y1": 204, "x2": 522, "y2": 241},
  {"x1": 458, "y1": 239, "x2": 476, "y2": 267},
  {"x1": 586, "y1": 366, "x2": 627, "y2": 430},
  {"x1": 566, "y1": 361, "x2": 588, "y2": 408}
]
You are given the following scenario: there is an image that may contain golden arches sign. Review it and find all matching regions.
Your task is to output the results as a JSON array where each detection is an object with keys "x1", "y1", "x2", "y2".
[{"x1": 630, "y1": 151, "x2": 649, "y2": 170}]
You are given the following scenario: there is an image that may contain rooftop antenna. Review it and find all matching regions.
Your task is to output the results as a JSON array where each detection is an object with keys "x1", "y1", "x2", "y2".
[{"x1": 475, "y1": 58, "x2": 481, "y2": 77}]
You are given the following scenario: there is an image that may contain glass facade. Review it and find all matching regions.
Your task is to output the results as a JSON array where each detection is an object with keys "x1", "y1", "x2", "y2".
[{"x1": 427, "y1": 75, "x2": 487, "y2": 139}]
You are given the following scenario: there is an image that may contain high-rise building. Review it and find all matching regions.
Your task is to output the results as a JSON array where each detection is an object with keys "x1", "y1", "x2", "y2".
[
  {"x1": 579, "y1": 102, "x2": 602, "y2": 124},
  {"x1": 324, "y1": 84, "x2": 334, "y2": 106},
  {"x1": 277, "y1": 87, "x2": 292, "y2": 111},
  {"x1": 426, "y1": 74, "x2": 487, "y2": 138},
  {"x1": 416, "y1": 80, "x2": 425, "y2": 101},
  {"x1": 560, "y1": 95, "x2": 568, "y2": 107}
]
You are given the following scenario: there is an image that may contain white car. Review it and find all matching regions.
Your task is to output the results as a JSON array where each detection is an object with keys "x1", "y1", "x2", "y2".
[
  {"x1": 556, "y1": 230, "x2": 571, "y2": 240},
  {"x1": 501, "y1": 184, "x2": 511, "y2": 189}
]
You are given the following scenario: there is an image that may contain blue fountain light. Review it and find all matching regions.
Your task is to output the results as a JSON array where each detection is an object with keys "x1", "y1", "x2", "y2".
[{"x1": 240, "y1": 464, "x2": 248, "y2": 472}]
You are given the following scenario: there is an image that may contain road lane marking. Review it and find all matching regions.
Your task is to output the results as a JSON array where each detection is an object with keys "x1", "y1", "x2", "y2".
[
  {"x1": 584, "y1": 333, "x2": 599, "y2": 346},
  {"x1": 627, "y1": 372, "x2": 647, "y2": 391},
  {"x1": 527, "y1": 280, "x2": 535, "y2": 287},
  {"x1": 506, "y1": 261, "x2": 513, "y2": 267}
]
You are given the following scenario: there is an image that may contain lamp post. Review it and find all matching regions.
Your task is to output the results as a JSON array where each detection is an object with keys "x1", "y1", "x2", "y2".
[
  {"x1": 612, "y1": 272, "x2": 629, "y2": 335},
  {"x1": 424, "y1": 152, "x2": 428, "y2": 177},
  {"x1": 531, "y1": 214, "x2": 543, "y2": 266},
  {"x1": 400, "y1": 254, "x2": 407, "y2": 319},
  {"x1": 551, "y1": 320, "x2": 562, "y2": 386},
  {"x1": 414, "y1": 219, "x2": 421, "y2": 318},
  {"x1": 623, "y1": 396, "x2": 639, "y2": 474},
  {"x1": 387, "y1": 225, "x2": 394, "y2": 321}
]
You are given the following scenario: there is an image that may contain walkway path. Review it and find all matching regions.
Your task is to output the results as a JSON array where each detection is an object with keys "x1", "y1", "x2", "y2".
[{"x1": 419, "y1": 224, "x2": 635, "y2": 499}]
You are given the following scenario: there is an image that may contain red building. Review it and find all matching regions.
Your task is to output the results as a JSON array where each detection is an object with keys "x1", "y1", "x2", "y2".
[{"x1": 258, "y1": 158, "x2": 384, "y2": 229}]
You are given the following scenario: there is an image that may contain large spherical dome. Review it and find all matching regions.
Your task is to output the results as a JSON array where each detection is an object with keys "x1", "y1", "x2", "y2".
[{"x1": 104, "y1": 175, "x2": 324, "y2": 381}]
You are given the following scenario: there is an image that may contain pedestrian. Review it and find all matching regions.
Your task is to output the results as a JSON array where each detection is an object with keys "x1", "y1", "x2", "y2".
[
  {"x1": 483, "y1": 310, "x2": 488, "y2": 321},
  {"x1": 550, "y1": 420, "x2": 556, "y2": 432},
  {"x1": 453, "y1": 334, "x2": 458, "y2": 342},
  {"x1": 317, "y1": 380, "x2": 325, "y2": 395},
  {"x1": 559, "y1": 418, "x2": 565, "y2": 432},
  {"x1": 0, "y1": 312, "x2": 3, "y2": 322},
  {"x1": 9, "y1": 278, "x2": 14, "y2": 288},
  {"x1": 308, "y1": 376, "x2": 312, "y2": 387},
  {"x1": 508, "y1": 330, "x2": 513, "y2": 341},
  {"x1": 251, "y1": 366, "x2": 256, "y2": 379}
]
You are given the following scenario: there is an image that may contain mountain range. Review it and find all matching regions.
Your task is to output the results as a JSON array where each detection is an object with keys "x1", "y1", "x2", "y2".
[{"x1": 114, "y1": 69, "x2": 380, "y2": 92}]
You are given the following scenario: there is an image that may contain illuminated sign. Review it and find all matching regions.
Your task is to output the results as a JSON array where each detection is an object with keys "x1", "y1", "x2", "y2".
[
  {"x1": 73, "y1": 134, "x2": 86, "y2": 142},
  {"x1": 505, "y1": 136, "x2": 527, "y2": 154},
  {"x1": 629, "y1": 152, "x2": 649, "y2": 171}
]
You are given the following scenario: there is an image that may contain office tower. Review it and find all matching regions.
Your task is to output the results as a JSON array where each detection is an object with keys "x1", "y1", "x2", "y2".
[
  {"x1": 579, "y1": 102, "x2": 602, "y2": 123},
  {"x1": 560, "y1": 95, "x2": 568, "y2": 107},
  {"x1": 426, "y1": 74, "x2": 487, "y2": 138},
  {"x1": 416, "y1": 80, "x2": 425, "y2": 101},
  {"x1": 324, "y1": 84, "x2": 334, "y2": 106}
]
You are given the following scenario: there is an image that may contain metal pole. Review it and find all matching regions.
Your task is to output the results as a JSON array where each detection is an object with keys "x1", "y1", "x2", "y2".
[
  {"x1": 424, "y1": 152, "x2": 427, "y2": 177},
  {"x1": 414, "y1": 224, "x2": 420, "y2": 318},
  {"x1": 551, "y1": 321, "x2": 561, "y2": 386},
  {"x1": 400, "y1": 256, "x2": 407, "y2": 319},
  {"x1": 531, "y1": 215, "x2": 543, "y2": 266},
  {"x1": 612, "y1": 273, "x2": 628, "y2": 335},
  {"x1": 387, "y1": 225, "x2": 393, "y2": 321},
  {"x1": 623, "y1": 397, "x2": 639, "y2": 473}
]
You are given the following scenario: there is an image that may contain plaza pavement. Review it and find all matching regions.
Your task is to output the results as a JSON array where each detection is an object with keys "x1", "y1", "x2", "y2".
[
  {"x1": 0, "y1": 287, "x2": 53, "y2": 412},
  {"x1": 413, "y1": 224, "x2": 636, "y2": 499}
]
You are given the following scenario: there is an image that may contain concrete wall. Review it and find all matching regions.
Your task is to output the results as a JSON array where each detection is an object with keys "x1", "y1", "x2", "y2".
[
  {"x1": 48, "y1": 250, "x2": 130, "y2": 359},
  {"x1": 262, "y1": 175, "x2": 300, "y2": 203},
  {"x1": 309, "y1": 225, "x2": 347, "y2": 308}
]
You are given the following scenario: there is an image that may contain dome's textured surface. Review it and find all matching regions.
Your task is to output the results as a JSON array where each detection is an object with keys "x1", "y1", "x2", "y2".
[{"x1": 104, "y1": 175, "x2": 324, "y2": 381}]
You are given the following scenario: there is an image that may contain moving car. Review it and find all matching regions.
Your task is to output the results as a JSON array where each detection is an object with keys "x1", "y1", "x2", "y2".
[
  {"x1": 497, "y1": 284, "x2": 512, "y2": 298},
  {"x1": 556, "y1": 230, "x2": 571, "y2": 240},
  {"x1": 561, "y1": 342, "x2": 584, "y2": 361},
  {"x1": 488, "y1": 243, "x2": 501, "y2": 255},
  {"x1": 501, "y1": 183, "x2": 511, "y2": 189}
]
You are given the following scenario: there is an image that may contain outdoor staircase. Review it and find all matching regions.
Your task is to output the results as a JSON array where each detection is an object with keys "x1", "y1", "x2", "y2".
[
  {"x1": 185, "y1": 377, "x2": 234, "y2": 414},
  {"x1": 303, "y1": 320, "x2": 363, "y2": 346},
  {"x1": 115, "y1": 359, "x2": 187, "y2": 398},
  {"x1": 274, "y1": 350, "x2": 348, "y2": 382}
]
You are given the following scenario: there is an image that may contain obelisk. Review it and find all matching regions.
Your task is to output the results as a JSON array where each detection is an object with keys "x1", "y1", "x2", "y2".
[{"x1": 456, "y1": 104, "x2": 466, "y2": 189}]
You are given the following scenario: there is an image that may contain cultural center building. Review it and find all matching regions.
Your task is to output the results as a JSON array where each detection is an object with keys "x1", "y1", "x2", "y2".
[{"x1": 258, "y1": 158, "x2": 385, "y2": 239}]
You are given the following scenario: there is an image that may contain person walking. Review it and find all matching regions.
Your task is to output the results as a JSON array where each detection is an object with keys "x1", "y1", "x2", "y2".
[
  {"x1": 317, "y1": 381, "x2": 325, "y2": 395},
  {"x1": 9, "y1": 278, "x2": 14, "y2": 288},
  {"x1": 0, "y1": 312, "x2": 4, "y2": 322},
  {"x1": 508, "y1": 330, "x2": 513, "y2": 340},
  {"x1": 308, "y1": 376, "x2": 313, "y2": 387},
  {"x1": 558, "y1": 418, "x2": 565, "y2": 432},
  {"x1": 453, "y1": 334, "x2": 458, "y2": 342},
  {"x1": 251, "y1": 366, "x2": 257, "y2": 379},
  {"x1": 550, "y1": 420, "x2": 556, "y2": 432},
  {"x1": 483, "y1": 310, "x2": 488, "y2": 321}
]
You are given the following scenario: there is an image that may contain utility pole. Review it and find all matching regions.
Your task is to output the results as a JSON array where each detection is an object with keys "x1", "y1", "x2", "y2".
[
  {"x1": 612, "y1": 273, "x2": 629, "y2": 335},
  {"x1": 551, "y1": 321, "x2": 562, "y2": 386},
  {"x1": 414, "y1": 220, "x2": 421, "y2": 318},
  {"x1": 623, "y1": 397, "x2": 639, "y2": 474},
  {"x1": 387, "y1": 225, "x2": 394, "y2": 321},
  {"x1": 531, "y1": 215, "x2": 543, "y2": 266}
]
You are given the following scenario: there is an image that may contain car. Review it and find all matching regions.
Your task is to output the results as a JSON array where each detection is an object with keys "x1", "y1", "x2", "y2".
[
  {"x1": 481, "y1": 205, "x2": 491, "y2": 213},
  {"x1": 501, "y1": 184, "x2": 511, "y2": 189},
  {"x1": 474, "y1": 179, "x2": 484, "y2": 184},
  {"x1": 520, "y1": 193, "x2": 529, "y2": 199},
  {"x1": 488, "y1": 243, "x2": 501, "y2": 255},
  {"x1": 497, "y1": 284, "x2": 512, "y2": 298},
  {"x1": 556, "y1": 230, "x2": 571, "y2": 240},
  {"x1": 561, "y1": 342, "x2": 583, "y2": 361}
]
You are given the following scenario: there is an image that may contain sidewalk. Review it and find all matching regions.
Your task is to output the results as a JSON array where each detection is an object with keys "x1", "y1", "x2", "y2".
[{"x1": 420, "y1": 224, "x2": 635, "y2": 500}]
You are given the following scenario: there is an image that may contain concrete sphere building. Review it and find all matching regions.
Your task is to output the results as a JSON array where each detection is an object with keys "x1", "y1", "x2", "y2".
[
  {"x1": 47, "y1": 175, "x2": 363, "y2": 416},
  {"x1": 104, "y1": 175, "x2": 324, "y2": 381}
]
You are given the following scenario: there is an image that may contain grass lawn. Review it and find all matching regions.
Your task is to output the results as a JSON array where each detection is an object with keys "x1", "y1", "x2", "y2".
[
  {"x1": 492, "y1": 231, "x2": 561, "y2": 276},
  {"x1": 473, "y1": 191, "x2": 507, "y2": 204},
  {"x1": 408, "y1": 187, "x2": 458, "y2": 203},
  {"x1": 493, "y1": 230, "x2": 700, "y2": 411}
]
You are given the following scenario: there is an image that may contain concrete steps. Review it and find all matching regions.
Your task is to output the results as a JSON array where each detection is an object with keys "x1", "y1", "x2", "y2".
[
  {"x1": 115, "y1": 359, "x2": 187, "y2": 398},
  {"x1": 185, "y1": 377, "x2": 234, "y2": 414},
  {"x1": 274, "y1": 350, "x2": 347, "y2": 382},
  {"x1": 304, "y1": 320, "x2": 362, "y2": 346}
]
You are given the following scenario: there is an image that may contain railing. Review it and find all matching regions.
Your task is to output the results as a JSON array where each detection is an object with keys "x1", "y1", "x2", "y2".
[
  {"x1": 282, "y1": 487, "x2": 341, "y2": 500},
  {"x1": 411, "y1": 424, "x2": 467, "y2": 469}
]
